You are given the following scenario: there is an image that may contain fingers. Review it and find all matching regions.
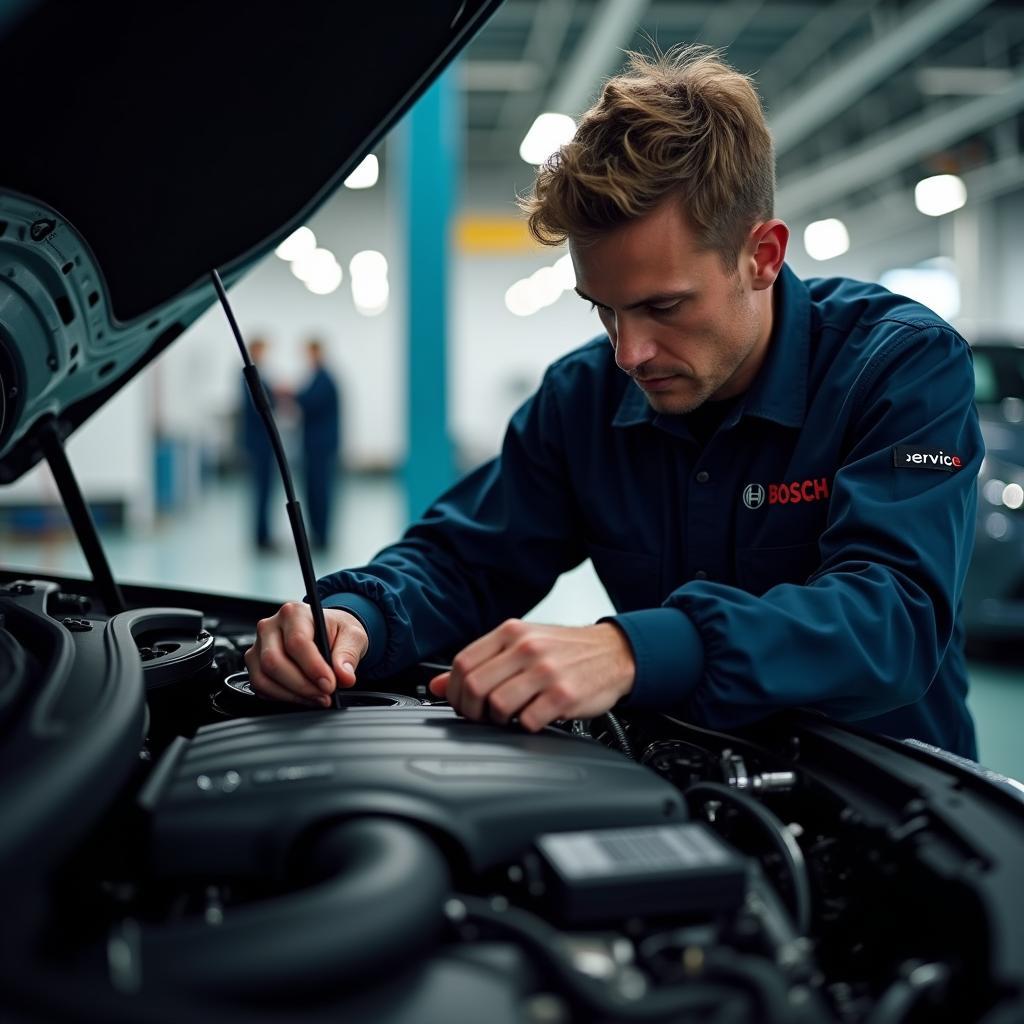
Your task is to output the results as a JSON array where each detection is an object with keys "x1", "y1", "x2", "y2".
[
  {"x1": 275, "y1": 602, "x2": 335, "y2": 689},
  {"x1": 244, "y1": 642, "x2": 329, "y2": 707},
  {"x1": 483, "y1": 672, "x2": 543, "y2": 725},
  {"x1": 326, "y1": 609, "x2": 369, "y2": 690},
  {"x1": 446, "y1": 619, "x2": 530, "y2": 720},
  {"x1": 245, "y1": 602, "x2": 369, "y2": 706},
  {"x1": 248, "y1": 617, "x2": 329, "y2": 704}
]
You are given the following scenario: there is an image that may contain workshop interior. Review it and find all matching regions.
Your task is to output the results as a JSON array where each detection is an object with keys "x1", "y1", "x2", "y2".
[{"x1": 2, "y1": 1, "x2": 1024, "y2": 1022}]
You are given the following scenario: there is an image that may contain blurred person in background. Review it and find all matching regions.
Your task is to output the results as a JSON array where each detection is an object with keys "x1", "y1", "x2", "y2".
[
  {"x1": 293, "y1": 338, "x2": 341, "y2": 552},
  {"x1": 240, "y1": 337, "x2": 278, "y2": 553},
  {"x1": 245, "y1": 46, "x2": 983, "y2": 760}
]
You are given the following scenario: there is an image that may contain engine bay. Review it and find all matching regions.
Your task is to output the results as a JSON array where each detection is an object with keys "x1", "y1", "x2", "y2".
[{"x1": 2, "y1": 572, "x2": 1023, "y2": 1023}]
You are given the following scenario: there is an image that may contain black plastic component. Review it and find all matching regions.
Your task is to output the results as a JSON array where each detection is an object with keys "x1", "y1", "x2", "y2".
[
  {"x1": 535, "y1": 823, "x2": 748, "y2": 925},
  {"x1": 0, "y1": 585, "x2": 146, "y2": 878},
  {"x1": 213, "y1": 671, "x2": 421, "y2": 718},
  {"x1": 128, "y1": 610, "x2": 214, "y2": 689},
  {"x1": 141, "y1": 818, "x2": 450, "y2": 997},
  {"x1": 50, "y1": 591, "x2": 91, "y2": 616},
  {"x1": 142, "y1": 706, "x2": 687, "y2": 879},
  {"x1": 61, "y1": 617, "x2": 92, "y2": 632}
]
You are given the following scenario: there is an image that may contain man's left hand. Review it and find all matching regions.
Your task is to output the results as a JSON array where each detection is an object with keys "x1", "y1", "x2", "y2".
[{"x1": 428, "y1": 620, "x2": 635, "y2": 731}]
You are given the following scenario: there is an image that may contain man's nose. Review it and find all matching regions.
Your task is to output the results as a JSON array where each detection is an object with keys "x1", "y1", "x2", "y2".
[{"x1": 612, "y1": 316, "x2": 657, "y2": 374}]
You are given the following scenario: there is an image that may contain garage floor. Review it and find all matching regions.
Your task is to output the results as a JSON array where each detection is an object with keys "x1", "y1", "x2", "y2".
[{"x1": 3, "y1": 473, "x2": 1022, "y2": 781}]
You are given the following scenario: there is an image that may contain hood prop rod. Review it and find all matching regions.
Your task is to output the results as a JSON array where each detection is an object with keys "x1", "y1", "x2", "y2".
[
  {"x1": 37, "y1": 417, "x2": 126, "y2": 615},
  {"x1": 209, "y1": 268, "x2": 338, "y2": 708}
]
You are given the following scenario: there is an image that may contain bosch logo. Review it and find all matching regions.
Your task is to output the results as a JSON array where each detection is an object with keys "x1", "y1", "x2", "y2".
[
  {"x1": 742, "y1": 484, "x2": 765, "y2": 509},
  {"x1": 744, "y1": 478, "x2": 832, "y2": 508},
  {"x1": 768, "y1": 478, "x2": 831, "y2": 505}
]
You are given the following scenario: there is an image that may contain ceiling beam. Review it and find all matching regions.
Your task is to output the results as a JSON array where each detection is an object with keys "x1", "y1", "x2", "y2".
[
  {"x1": 488, "y1": 0, "x2": 575, "y2": 157},
  {"x1": 792, "y1": 152, "x2": 1024, "y2": 254},
  {"x1": 696, "y1": 0, "x2": 765, "y2": 50},
  {"x1": 757, "y1": 0, "x2": 880, "y2": 96},
  {"x1": 548, "y1": 0, "x2": 651, "y2": 116},
  {"x1": 776, "y1": 71, "x2": 1024, "y2": 220},
  {"x1": 770, "y1": 0, "x2": 994, "y2": 155}
]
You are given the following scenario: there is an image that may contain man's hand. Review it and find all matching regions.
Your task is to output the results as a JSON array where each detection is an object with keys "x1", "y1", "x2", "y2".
[
  {"x1": 429, "y1": 620, "x2": 635, "y2": 731},
  {"x1": 244, "y1": 603, "x2": 368, "y2": 707}
]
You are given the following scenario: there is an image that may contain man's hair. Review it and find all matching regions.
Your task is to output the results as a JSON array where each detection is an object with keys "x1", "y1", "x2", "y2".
[{"x1": 521, "y1": 45, "x2": 775, "y2": 264}]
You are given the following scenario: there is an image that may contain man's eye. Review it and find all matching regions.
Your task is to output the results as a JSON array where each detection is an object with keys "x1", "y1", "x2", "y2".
[{"x1": 650, "y1": 301, "x2": 680, "y2": 314}]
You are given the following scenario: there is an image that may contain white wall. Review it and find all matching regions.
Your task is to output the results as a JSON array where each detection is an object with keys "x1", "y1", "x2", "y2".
[{"x1": 154, "y1": 178, "x2": 601, "y2": 473}]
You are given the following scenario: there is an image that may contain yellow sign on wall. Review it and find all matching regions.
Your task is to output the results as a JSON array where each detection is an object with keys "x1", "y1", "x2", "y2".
[{"x1": 456, "y1": 215, "x2": 543, "y2": 254}]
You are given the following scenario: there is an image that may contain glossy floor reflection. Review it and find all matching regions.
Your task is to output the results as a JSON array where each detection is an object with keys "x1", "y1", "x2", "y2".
[{"x1": 2, "y1": 473, "x2": 1021, "y2": 780}]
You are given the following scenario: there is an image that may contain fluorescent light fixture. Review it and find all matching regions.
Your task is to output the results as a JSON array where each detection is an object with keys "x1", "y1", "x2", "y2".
[
  {"x1": 879, "y1": 261, "x2": 961, "y2": 321},
  {"x1": 344, "y1": 154, "x2": 379, "y2": 189},
  {"x1": 305, "y1": 262, "x2": 343, "y2": 295},
  {"x1": 985, "y1": 512, "x2": 1009, "y2": 540},
  {"x1": 505, "y1": 279, "x2": 537, "y2": 317},
  {"x1": 352, "y1": 275, "x2": 389, "y2": 316},
  {"x1": 553, "y1": 252, "x2": 576, "y2": 290},
  {"x1": 504, "y1": 251, "x2": 581, "y2": 317},
  {"x1": 519, "y1": 112, "x2": 576, "y2": 165},
  {"x1": 291, "y1": 248, "x2": 340, "y2": 283},
  {"x1": 275, "y1": 226, "x2": 316, "y2": 262},
  {"x1": 349, "y1": 250, "x2": 388, "y2": 279},
  {"x1": 803, "y1": 218, "x2": 850, "y2": 261},
  {"x1": 984, "y1": 479, "x2": 1007, "y2": 506},
  {"x1": 528, "y1": 266, "x2": 564, "y2": 309},
  {"x1": 1003, "y1": 482, "x2": 1024, "y2": 511},
  {"x1": 914, "y1": 174, "x2": 966, "y2": 217}
]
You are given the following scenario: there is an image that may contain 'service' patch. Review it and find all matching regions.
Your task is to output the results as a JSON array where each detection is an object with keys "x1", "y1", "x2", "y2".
[{"x1": 893, "y1": 445, "x2": 963, "y2": 471}]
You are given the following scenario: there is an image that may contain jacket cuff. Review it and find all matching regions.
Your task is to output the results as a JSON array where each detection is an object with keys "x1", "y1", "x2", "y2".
[
  {"x1": 607, "y1": 607, "x2": 704, "y2": 709},
  {"x1": 319, "y1": 593, "x2": 388, "y2": 672}
]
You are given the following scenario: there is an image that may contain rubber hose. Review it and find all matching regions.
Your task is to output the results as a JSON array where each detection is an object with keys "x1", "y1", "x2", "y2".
[
  {"x1": 601, "y1": 711, "x2": 635, "y2": 760},
  {"x1": 685, "y1": 781, "x2": 813, "y2": 936},
  {"x1": 141, "y1": 817, "x2": 450, "y2": 997}
]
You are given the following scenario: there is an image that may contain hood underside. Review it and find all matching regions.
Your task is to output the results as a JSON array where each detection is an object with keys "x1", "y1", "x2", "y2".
[{"x1": 0, "y1": 0, "x2": 501, "y2": 481}]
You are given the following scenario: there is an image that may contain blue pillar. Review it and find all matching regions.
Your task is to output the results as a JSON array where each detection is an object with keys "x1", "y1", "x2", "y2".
[{"x1": 399, "y1": 66, "x2": 459, "y2": 522}]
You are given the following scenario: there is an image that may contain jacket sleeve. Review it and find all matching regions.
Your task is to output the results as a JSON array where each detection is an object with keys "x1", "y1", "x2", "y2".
[
  {"x1": 316, "y1": 373, "x2": 587, "y2": 677},
  {"x1": 614, "y1": 324, "x2": 983, "y2": 727}
]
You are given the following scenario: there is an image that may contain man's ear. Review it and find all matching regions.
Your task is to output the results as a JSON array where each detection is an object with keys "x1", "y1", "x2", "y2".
[{"x1": 746, "y1": 219, "x2": 789, "y2": 290}]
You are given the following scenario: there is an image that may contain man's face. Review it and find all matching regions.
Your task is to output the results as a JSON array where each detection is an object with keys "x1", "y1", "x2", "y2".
[{"x1": 570, "y1": 198, "x2": 777, "y2": 415}]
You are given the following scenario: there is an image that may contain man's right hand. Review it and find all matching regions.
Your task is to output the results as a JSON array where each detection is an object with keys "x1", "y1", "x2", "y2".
[{"x1": 244, "y1": 602, "x2": 369, "y2": 707}]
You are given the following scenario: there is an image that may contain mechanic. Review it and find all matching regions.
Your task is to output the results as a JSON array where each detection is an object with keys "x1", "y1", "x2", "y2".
[{"x1": 246, "y1": 46, "x2": 983, "y2": 758}]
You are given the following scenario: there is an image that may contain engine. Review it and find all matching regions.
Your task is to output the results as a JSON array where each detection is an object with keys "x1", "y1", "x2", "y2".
[{"x1": 2, "y1": 576, "x2": 1023, "y2": 1023}]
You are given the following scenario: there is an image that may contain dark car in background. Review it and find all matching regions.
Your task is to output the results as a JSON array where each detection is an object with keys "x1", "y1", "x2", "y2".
[{"x1": 964, "y1": 340, "x2": 1024, "y2": 645}]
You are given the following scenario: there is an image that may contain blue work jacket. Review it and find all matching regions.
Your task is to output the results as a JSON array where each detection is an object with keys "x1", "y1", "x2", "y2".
[{"x1": 318, "y1": 265, "x2": 983, "y2": 757}]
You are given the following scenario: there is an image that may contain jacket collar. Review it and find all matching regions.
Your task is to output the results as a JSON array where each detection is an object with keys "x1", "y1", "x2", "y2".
[{"x1": 611, "y1": 262, "x2": 811, "y2": 431}]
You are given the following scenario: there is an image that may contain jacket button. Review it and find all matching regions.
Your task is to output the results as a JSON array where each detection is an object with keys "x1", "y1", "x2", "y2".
[
  {"x1": 695, "y1": 470, "x2": 710, "y2": 483},
  {"x1": 694, "y1": 570, "x2": 709, "y2": 580}
]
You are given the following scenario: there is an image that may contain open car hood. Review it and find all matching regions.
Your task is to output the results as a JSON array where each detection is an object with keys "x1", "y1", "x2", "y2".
[{"x1": 0, "y1": 0, "x2": 501, "y2": 482}]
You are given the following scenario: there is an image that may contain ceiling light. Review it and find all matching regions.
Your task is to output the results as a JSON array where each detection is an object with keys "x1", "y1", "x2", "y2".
[
  {"x1": 1003, "y1": 482, "x2": 1024, "y2": 511},
  {"x1": 352, "y1": 275, "x2": 389, "y2": 316},
  {"x1": 274, "y1": 226, "x2": 316, "y2": 262},
  {"x1": 291, "y1": 248, "x2": 340, "y2": 283},
  {"x1": 344, "y1": 154, "x2": 379, "y2": 189},
  {"x1": 879, "y1": 263, "x2": 960, "y2": 321},
  {"x1": 349, "y1": 250, "x2": 388, "y2": 279},
  {"x1": 505, "y1": 279, "x2": 537, "y2": 317},
  {"x1": 528, "y1": 266, "x2": 564, "y2": 309},
  {"x1": 914, "y1": 174, "x2": 966, "y2": 217},
  {"x1": 803, "y1": 218, "x2": 850, "y2": 261},
  {"x1": 519, "y1": 112, "x2": 576, "y2": 165},
  {"x1": 553, "y1": 252, "x2": 576, "y2": 290},
  {"x1": 305, "y1": 262, "x2": 343, "y2": 295}
]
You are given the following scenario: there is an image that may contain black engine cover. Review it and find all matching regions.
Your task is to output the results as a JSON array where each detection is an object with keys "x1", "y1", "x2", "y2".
[{"x1": 141, "y1": 706, "x2": 687, "y2": 878}]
